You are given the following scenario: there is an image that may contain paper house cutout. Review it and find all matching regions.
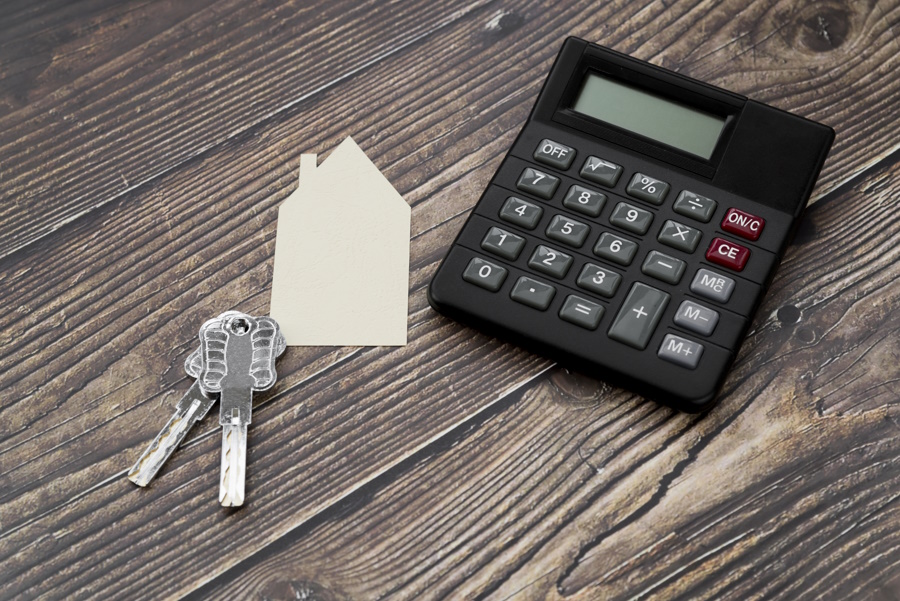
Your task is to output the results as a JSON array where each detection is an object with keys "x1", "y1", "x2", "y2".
[{"x1": 269, "y1": 137, "x2": 411, "y2": 346}]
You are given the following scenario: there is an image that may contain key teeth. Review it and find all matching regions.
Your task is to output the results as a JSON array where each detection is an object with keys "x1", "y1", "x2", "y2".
[
  {"x1": 219, "y1": 425, "x2": 247, "y2": 507},
  {"x1": 127, "y1": 410, "x2": 190, "y2": 487}
]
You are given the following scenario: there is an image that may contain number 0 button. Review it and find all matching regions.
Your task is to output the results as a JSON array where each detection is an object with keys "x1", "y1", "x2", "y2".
[{"x1": 462, "y1": 257, "x2": 508, "y2": 292}]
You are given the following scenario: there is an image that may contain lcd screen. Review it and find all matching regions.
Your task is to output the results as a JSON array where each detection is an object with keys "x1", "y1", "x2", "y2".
[{"x1": 572, "y1": 73, "x2": 726, "y2": 159}]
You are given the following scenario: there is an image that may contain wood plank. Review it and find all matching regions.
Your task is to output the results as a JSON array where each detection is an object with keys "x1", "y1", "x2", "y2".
[
  {"x1": 3, "y1": 0, "x2": 899, "y2": 261},
  {"x1": 191, "y1": 155, "x2": 900, "y2": 600}
]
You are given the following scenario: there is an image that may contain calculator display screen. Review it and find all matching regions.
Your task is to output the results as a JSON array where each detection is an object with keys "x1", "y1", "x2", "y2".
[{"x1": 572, "y1": 73, "x2": 726, "y2": 159}]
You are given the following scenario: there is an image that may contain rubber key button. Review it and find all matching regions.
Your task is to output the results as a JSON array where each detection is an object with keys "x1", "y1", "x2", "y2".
[
  {"x1": 533, "y1": 139, "x2": 575, "y2": 170},
  {"x1": 481, "y1": 227, "x2": 525, "y2": 260},
  {"x1": 559, "y1": 295, "x2": 604, "y2": 330},
  {"x1": 562, "y1": 185, "x2": 606, "y2": 217},
  {"x1": 607, "y1": 282, "x2": 670, "y2": 350},
  {"x1": 642, "y1": 250, "x2": 686, "y2": 285},
  {"x1": 462, "y1": 258, "x2": 508, "y2": 292},
  {"x1": 706, "y1": 237, "x2": 750, "y2": 271},
  {"x1": 516, "y1": 167, "x2": 559, "y2": 200},
  {"x1": 580, "y1": 156, "x2": 622, "y2": 187},
  {"x1": 626, "y1": 173, "x2": 669, "y2": 205},
  {"x1": 546, "y1": 215, "x2": 590, "y2": 247},
  {"x1": 690, "y1": 268, "x2": 735, "y2": 303},
  {"x1": 576, "y1": 263, "x2": 621, "y2": 298},
  {"x1": 658, "y1": 334, "x2": 704, "y2": 369},
  {"x1": 510, "y1": 276, "x2": 556, "y2": 310},
  {"x1": 722, "y1": 208, "x2": 765, "y2": 241},
  {"x1": 609, "y1": 202, "x2": 653, "y2": 235},
  {"x1": 673, "y1": 191, "x2": 717, "y2": 223},
  {"x1": 674, "y1": 300, "x2": 719, "y2": 336},
  {"x1": 529, "y1": 245, "x2": 573, "y2": 279},
  {"x1": 658, "y1": 220, "x2": 701, "y2": 253},
  {"x1": 499, "y1": 197, "x2": 543, "y2": 230}
]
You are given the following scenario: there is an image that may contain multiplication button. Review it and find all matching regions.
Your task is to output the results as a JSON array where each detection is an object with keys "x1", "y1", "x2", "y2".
[
  {"x1": 580, "y1": 156, "x2": 622, "y2": 187},
  {"x1": 559, "y1": 295, "x2": 604, "y2": 330},
  {"x1": 658, "y1": 334, "x2": 704, "y2": 369},
  {"x1": 462, "y1": 257, "x2": 508, "y2": 292},
  {"x1": 607, "y1": 282, "x2": 670, "y2": 350},
  {"x1": 511, "y1": 277, "x2": 556, "y2": 310},
  {"x1": 533, "y1": 139, "x2": 576, "y2": 170},
  {"x1": 626, "y1": 173, "x2": 669, "y2": 205},
  {"x1": 658, "y1": 220, "x2": 701, "y2": 253}
]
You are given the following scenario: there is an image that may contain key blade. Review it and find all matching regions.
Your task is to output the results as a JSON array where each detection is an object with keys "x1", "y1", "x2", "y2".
[
  {"x1": 219, "y1": 423, "x2": 247, "y2": 507},
  {"x1": 127, "y1": 381, "x2": 216, "y2": 487}
]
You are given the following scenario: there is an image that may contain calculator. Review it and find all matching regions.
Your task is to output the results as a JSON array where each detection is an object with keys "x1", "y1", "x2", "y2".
[{"x1": 427, "y1": 38, "x2": 834, "y2": 412}]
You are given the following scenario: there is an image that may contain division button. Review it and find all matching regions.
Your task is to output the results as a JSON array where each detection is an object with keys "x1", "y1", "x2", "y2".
[
  {"x1": 721, "y1": 207, "x2": 765, "y2": 241},
  {"x1": 609, "y1": 201, "x2": 653, "y2": 235},
  {"x1": 580, "y1": 156, "x2": 623, "y2": 187},
  {"x1": 462, "y1": 257, "x2": 508, "y2": 292},
  {"x1": 559, "y1": 295, "x2": 605, "y2": 330},
  {"x1": 641, "y1": 250, "x2": 686, "y2": 285},
  {"x1": 607, "y1": 282, "x2": 670, "y2": 350},
  {"x1": 594, "y1": 232, "x2": 638, "y2": 266},
  {"x1": 673, "y1": 300, "x2": 719, "y2": 336},
  {"x1": 658, "y1": 219, "x2": 702, "y2": 253},
  {"x1": 528, "y1": 245, "x2": 573, "y2": 279},
  {"x1": 533, "y1": 139, "x2": 576, "y2": 170},
  {"x1": 706, "y1": 237, "x2": 750, "y2": 271},
  {"x1": 516, "y1": 167, "x2": 560, "y2": 200},
  {"x1": 673, "y1": 190, "x2": 717, "y2": 222},
  {"x1": 510, "y1": 276, "x2": 556, "y2": 310},
  {"x1": 499, "y1": 196, "x2": 543, "y2": 230},
  {"x1": 562, "y1": 185, "x2": 606, "y2": 217},
  {"x1": 658, "y1": 334, "x2": 704, "y2": 369},
  {"x1": 481, "y1": 226, "x2": 525, "y2": 260},
  {"x1": 690, "y1": 268, "x2": 735, "y2": 303},
  {"x1": 576, "y1": 263, "x2": 621, "y2": 298},
  {"x1": 546, "y1": 214, "x2": 590, "y2": 247},
  {"x1": 626, "y1": 172, "x2": 670, "y2": 205}
]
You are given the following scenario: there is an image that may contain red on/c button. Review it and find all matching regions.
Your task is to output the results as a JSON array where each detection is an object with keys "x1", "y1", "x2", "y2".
[
  {"x1": 706, "y1": 237, "x2": 750, "y2": 271},
  {"x1": 722, "y1": 208, "x2": 765, "y2": 241}
]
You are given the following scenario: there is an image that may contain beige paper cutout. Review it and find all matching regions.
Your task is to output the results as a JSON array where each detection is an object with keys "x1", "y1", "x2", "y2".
[{"x1": 269, "y1": 137, "x2": 411, "y2": 346}]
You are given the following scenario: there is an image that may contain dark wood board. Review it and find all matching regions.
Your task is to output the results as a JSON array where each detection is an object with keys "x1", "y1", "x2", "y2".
[{"x1": 0, "y1": 0, "x2": 897, "y2": 599}]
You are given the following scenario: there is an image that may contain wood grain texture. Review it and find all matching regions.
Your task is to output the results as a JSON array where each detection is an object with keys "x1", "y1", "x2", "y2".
[
  {"x1": 0, "y1": 0, "x2": 898, "y2": 598},
  {"x1": 193, "y1": 155, "x2": 900, "y2": 601}
]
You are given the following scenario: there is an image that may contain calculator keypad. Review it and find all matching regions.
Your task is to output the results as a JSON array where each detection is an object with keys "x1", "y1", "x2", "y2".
[
  {"x1": 499, "y1": 197, "x2": 542, "y2": 229},
  {"x1": 658, "y1": 220, "x2": 701, "y2": 253},
  {"x1": 511, "y1": 276, "x2": 556, "y2": 310},
  {"x1": 580, "y1": 156, "x2": 622, "y2": 187},
  {"x1": 529, "y1": 245, "x2": 573, "y2": 278},
  {"x1": 481, "y1": 227, "x2": 525, "y2": 260},
  {"x1": 609, "y1": 202, "x2": 653, "y2": 235},
  {"x1": 546, "y1": 215, "x2": 590, "y2": 247},
  {"x1": 594, "y1": 232, "x2": 638, "y2": 265},
  {"x1": 517, "y1": 168, "x2": 559, "y2": 199},
  {"x1": 562, "y1": 185, "x2": 605, "y2": 217},
  {"x1": 626, "y1": 173, "x2": 670, "y2": 205},
  {"x1": 608, "y1": 283, "x2": 670, "y2": 350}
]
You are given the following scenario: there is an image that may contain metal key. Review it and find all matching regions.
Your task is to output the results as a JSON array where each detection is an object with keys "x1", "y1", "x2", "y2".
[
  {"x1": 127, "y1": 311, "x2": 249, "y2": 487},
  {"x1": 198, "y1": 313, "x2": 283, "y2": 506}
]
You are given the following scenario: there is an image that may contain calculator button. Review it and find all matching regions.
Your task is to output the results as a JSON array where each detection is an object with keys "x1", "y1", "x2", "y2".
[
  {"x1": 462, "y1": 257, "x2": 508, "y2": 292},
  {"x1": 576, "y1": 263, "x2": 621, "y2": 298},
  {"x1": 607, "y1": 282, "x2": 670, "y2": 350},
  {"x1": 528, "y1": 245, "x2": 573, "y2": 278},
  {"x1": 499, "y1": 196, "x2": 543, "y2": 229},
  {"x1": 481, "y1": 227, "x2": 525, "y2": 260},
  {"x1": 641, "y1": 250, "x2": 686, "y2": 285},
  {"x1": 673, "y1": 300, "x2": 719, "y2": 336},
  {"x1": 559, "y1": 295, "x2": 604, "y2": 330},
  {"x1": 673, "y1": 191, "x2": 717, "y2": 223},
  {"x1": 510, "y1": 276, "x2": 556, "y2": 310},
  {"x1": 516, "y1": 167, "x2": 559, "y2": 200},
  {"x1": 609, "y1": 202, "x2": 653, "y2": 235},
  {"x1": 626, "y1": 173, "x2": 670, "y2": 205},
  {"x1": 690, "y1": 268, "x2": 735, "y2": 303},
  {"x1": 594, "y1": 232, "x2": 638, "y2": 266},
  {"x1": 657, "y1": 220, "x2": 702, "y2": 253},
  {"x1": 658, "y1": 334, "x2": 704, "y2": 369},
  {"x1": 580, "y1": 156, "x2": 622, "y2": 187},
  {"x1": 546, "y1": 215, "x2": 590, "y2": 248},
  {"x1": 562, "y1": 185, "x2": 606, "y2": 217},
  {"x1": 533, "y1": 139, "x2": 576, "y2": 170},
  {"x1": 706, "y1": 237, "x2": 750, "y2": 271},
  {"x1": 721, "y1": 208, "x2": 765, "y2": 241}
]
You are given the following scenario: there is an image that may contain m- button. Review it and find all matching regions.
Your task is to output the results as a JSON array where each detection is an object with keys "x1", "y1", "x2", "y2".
[
  {"x1": 706, "y1": 237, "x2": 750, "y2": 271},
  {"x1": 533, "y1": 139, "x2": 576, "y2": 170},
  {"x1": 721, "y1": 208, "x2": 765, "y2": 241}
]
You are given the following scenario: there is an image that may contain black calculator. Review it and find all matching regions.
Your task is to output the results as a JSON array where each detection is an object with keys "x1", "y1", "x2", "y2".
[{"x1": 428, "y1": 38, "x2": 834, "y2": 412}]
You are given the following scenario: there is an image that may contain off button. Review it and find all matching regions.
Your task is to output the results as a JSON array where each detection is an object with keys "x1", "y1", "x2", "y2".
[{"x1": 533, "y1": 139, "x2": 576, "y2": 170}]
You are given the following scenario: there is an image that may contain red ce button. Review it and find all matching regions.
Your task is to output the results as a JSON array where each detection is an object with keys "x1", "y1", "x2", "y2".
[{"x1": 706, "y1": 237, "x2": 750, "y2": 271}]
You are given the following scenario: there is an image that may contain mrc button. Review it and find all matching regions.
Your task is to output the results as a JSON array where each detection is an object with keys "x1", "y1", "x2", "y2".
[
  {"x1": 533, "y1": 139, "x2": 576, "y2": 170},
  {"x1": 706, "y1": 237, "x2": 750, "y2": 271},
  {"x1": 690, "y1": 268, "x2": 735, "y2": 303},
  {"x1": 721, "y1": 208, "x2": 765, "y2": 241}
]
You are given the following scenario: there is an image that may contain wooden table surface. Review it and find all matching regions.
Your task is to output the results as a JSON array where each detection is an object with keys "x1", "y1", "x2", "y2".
[{"x1": 2, "y1": 0, "x2": 898, "y2": 599}]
